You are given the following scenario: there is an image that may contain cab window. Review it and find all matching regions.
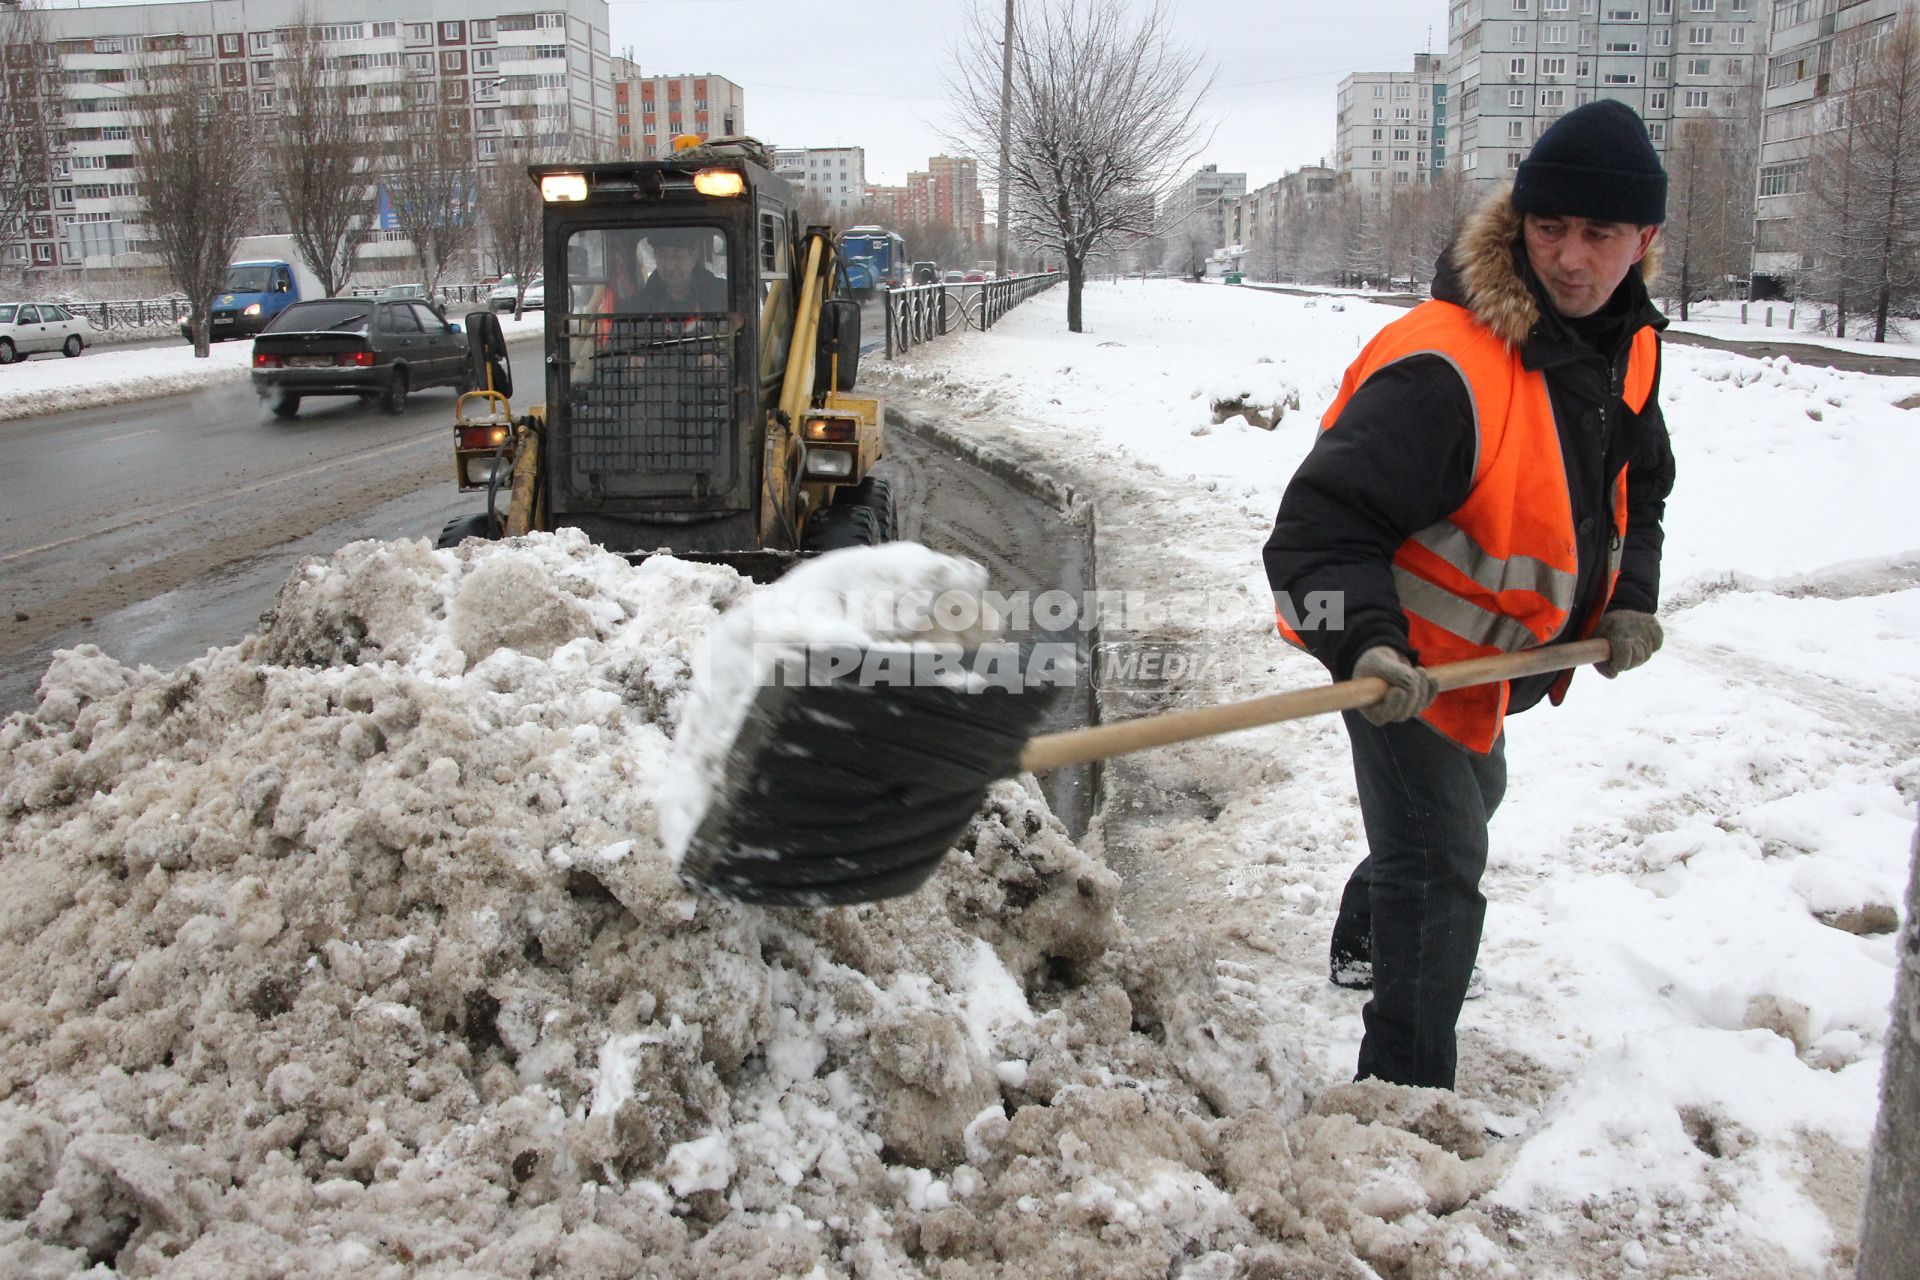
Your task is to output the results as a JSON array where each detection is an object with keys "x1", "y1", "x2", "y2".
[{"x1": 757, "y1": 209, "x2": 792, "y2": 383}]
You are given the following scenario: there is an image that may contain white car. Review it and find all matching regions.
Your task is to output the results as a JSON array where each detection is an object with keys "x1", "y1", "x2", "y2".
[
  {"x1": 520, "y1": 276, "x2": 544, "y2": 311},
  {"x1": 0, "y1": 302, "x2": 95, "y2": 364}
]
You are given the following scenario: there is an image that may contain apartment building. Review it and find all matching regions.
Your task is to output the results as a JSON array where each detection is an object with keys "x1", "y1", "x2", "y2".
[
  {"x1": 1160, "y1": 163, "x2": 1248, "y2": 251},
  {"x1": 864, "y1": 156, "x2": 985, "y2": 237},
  {"x1": 1226, "y1": 165, "x2": 1339, "y2": 252},
  {"x1": 1445, "y1": 0, "x2": 1764, "y2": 185},
  {"x1": 1334, "y1": 54, "x2": 1448, "y2": 201},
  {"x1": 771, "y1": 147, "x2": 866, "y2": 212},
  {"x1": 15, "y1": 0, "x2": 614, "y2": 274},
  {"x1": 1750, "y1": 0, "x2": 1905, "y2": 296},
  {"x1": 609, "y1": 57, "x2": 745, "y2": 160}
]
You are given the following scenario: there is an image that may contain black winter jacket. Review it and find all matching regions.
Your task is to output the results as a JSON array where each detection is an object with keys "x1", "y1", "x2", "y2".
[{"x1": 1263, "y1": 192, "x2": 1676, "y2": 714}]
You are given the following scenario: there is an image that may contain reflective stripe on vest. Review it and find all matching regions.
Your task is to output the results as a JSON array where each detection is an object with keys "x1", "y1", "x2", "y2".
[{"x1": 1275, "y1": 299, "x2": 1657, "y2": 752}]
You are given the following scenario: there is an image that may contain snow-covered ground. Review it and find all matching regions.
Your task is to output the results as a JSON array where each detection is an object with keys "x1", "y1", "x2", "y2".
[
  {"x1": 0, "y1": 310, "x2": 544, "y2": 423},
  {"x1": 872, "y1": 278, "x2": 1919, "y2": 1276},
  {"x1": 0, "y1": 278, "x2": 1912, "y2": 1277},
  {"x1": 1662, "y1": 298, "x2": 1919, "y2": 358}
]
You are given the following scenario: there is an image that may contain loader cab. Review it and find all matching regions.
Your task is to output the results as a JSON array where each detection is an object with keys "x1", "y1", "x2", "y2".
[{"x1": 531, "y1": 153, "x2": 797, "y2": 555}]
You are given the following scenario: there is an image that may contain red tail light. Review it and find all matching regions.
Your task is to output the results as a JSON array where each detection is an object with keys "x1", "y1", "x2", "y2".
[
  {"x1": 337, "y1": 351, "x2": 376, "y2": 367},
  {"x1": 252, "y1": 352, "x2": 281, "y2": 368}
]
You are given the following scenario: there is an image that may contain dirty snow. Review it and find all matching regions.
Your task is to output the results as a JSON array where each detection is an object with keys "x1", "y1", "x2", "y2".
[{"x1": 0, "y1": 277, "x2": 1914, "y2": 1277}]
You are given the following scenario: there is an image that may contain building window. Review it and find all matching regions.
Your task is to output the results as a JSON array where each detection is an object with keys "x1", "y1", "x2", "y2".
[
  {"x1": 319, "y1": 24, "x2": 364, "y2": 42},
  {"x1": 1656, "y1": 28, "x2": 1672, "y2": 45},
  {"x1": 442, "y1": 21, "x2": 463, "y2": 40},
  {"x1": 1513, "y1": 24, "x2": 1529, "y2": 41},
  {"x1": 251, "y1": 32, "x2": 273, "y2": 52},
  {"x1": 1655, "y1": 0, "x2": 1672, "y2": 10},
  {"x1": 1603, "y1": 72, "x2": 1640, "y2": 84},
  {"x1": 1545, "y1": 24, "x2": 1569, "y2": 42},
  {"x1": 1543, "y1": 56, "x2": 1568, "y2": 74},
  {"x1": 1653, "y1": 59, "x2": 1669, "y2": 77},
  {"x1": 1508, "y1": 120, "x2": 1526, "y2": 138},
  {"x1": 1542, "y1": 88, "x2": 1567, "y2": 105},
  {"x1": 220, "y1": 33, "x2": 243, "y2": 55},
  {"x1": 1545, "y1": 0, "x2": 1569, "y2": 10},
  {"x1": 1684, "y1": 89, "x2": 1709, "y2": 107},
  {"x1": 1514, "y1": 0, "x2": 1530, "y2": 9},
  {"x1": 220, "y1": 63, "x2": 246, "y2": 87},
  {"x1": 1690, "y1": 0, "x2": 1713, "y2": 9},
  {"x1": 442, "y1": 50, "x2": 465, "y2": 72},
  {"x1": 256, "y1": 89, "x2": 275, "y2": 110},
  {"x1": 372, "y1": 21, "x2": 397, "y2": 37},
  {"x1": 1686, "y1": 57, "x2": 1711, "y2": 74},
  {"x1": 1758, "y1": 161, "x2": 1806, "y2": 196},
  {"x1": 1393, "y1": 127, "x2": 1411, "y2": 140},
  {"x1": 1689, "y1": 26, "x2": 1712, "y2": 43},
  {"x1": 1605, "y1": 41, "x2": 1640, "y2": 53},
  {"x1": 472, "y1": 19, "x2": 494, "y2": 40},
  {"x1": 1508, "y1": 152, "x2": 1523, "y2": 169},
  {"x1": 474, "y1": 49, "x2": 495, "y2": 69},
  {"x1": 1371, "y1": 128, "x2": 1383, "y2": 140},
  {"x1": 1730, "y1": 28, "x2": 1745, "y2": 44},
  {"x1": 1650, "y1": 90, "x2": 1668, "y2": 109},
  {"x1": 535, "y1": 12, "x2": 566, "y2": 29},
  {"x1": 1648, "y1": 122, "x2": 1665, "y2": 141},
  {"x1": 407, "y1": 23, "x2": 432, "y2": 42},
  {"x1": 406, "y1": 53, "x2": 432, "y2": 72},
  {"x1": 1509, "y1": 88, "x2": 1526, "y2": 106},
  {"x1": 1510, "y1": 57, "x2": 1528, "y2": 75}
]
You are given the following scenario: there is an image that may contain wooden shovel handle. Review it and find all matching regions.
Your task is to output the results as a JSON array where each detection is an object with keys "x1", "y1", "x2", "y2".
[{"x1": 1017, "y1": 638, "x2": 1612, "y2": 773}]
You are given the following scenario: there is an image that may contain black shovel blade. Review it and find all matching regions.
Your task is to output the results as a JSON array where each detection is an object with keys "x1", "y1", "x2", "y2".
[{"x1": 677, "y1": 642, "x2": 1064, "y2": 907}]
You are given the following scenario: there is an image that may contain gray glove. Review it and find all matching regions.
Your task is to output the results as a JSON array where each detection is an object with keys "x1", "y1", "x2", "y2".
[
  {"x1": 1593, "y1": 609, "x2": 1663, "y2": 677},
  {"x1": 1353, "y1": 645, "x2": 1439, "y2": 726}
]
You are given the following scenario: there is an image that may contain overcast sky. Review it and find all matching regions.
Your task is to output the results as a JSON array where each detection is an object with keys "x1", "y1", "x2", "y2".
[
  {"x1": 612, "y1": 0, "x2": 1447, "y2": 186},
  {"x1": 63, "y1": 0, "x2": 1448, "y2": 190}
]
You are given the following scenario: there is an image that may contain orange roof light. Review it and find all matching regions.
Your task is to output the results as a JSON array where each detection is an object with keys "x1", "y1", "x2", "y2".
[{"x1": 671, "y1": 134, "x2": 704, "y2": 152}]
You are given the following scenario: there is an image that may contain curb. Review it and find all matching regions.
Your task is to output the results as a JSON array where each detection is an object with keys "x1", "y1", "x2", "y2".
[{"x1": 886, "y1": 404, "x2": 1109, "y2": 839}]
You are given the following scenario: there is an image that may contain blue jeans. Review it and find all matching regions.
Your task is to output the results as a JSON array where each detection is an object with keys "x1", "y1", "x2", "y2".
[{"x1": 1329, "y1": 712, "x2": 1507, "y2": 1089}]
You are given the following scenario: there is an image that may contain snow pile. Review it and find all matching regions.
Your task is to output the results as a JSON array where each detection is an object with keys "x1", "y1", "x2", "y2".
[{"x1": 0, "y1": 531, "x2": 1424, "y2": 1278}]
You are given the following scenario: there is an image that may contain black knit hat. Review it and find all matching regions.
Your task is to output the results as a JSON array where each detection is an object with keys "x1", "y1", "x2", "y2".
[{"x1": 1512, "y1": 99, "x2": 1667, "y2": 225}]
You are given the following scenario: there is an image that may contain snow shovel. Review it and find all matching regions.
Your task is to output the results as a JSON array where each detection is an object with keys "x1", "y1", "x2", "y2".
[{"x1": 676, "y1": 638, "x2": 1612, "y2": 907}]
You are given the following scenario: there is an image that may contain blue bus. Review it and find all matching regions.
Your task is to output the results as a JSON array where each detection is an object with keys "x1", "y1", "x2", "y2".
[{"x1": 836, "y1": 226, "x2": 907, "y2": 293}]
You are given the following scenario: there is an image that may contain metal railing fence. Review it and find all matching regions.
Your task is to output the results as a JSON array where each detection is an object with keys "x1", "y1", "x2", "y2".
[{"x1": 884, "y1": 272, "x2": 1061, "y2": 360}]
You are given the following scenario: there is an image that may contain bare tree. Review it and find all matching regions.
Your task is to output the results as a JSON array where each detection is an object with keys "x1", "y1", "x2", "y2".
[
  {"x1": 388, "y1": 94, "x2": 478, "y2": 296},
  {"x1": 1660, "y1": 120, "x2": 1752, "y2": 319},
  {"x1": 1802, "y1": 13, "x2": 1920, "y2": 341},
  {"x1": 132, "y1": 57, "x2": 267, "y2": 357},
  {"x1": 478, "y1": 130, "x2": 545, "y2": 317},
  {"x1": 0, "y1": 2, "x2": 64, "y2": 274},
  {"x1": 948, "y1": 0, "x2": 1211, "y2": 331},
  {"x1": 1849, "y1": 11, "x2": 1920, "y2": 342},
  {"x1": 268, "y1": 17, "x2": 378, "y2": 297}
]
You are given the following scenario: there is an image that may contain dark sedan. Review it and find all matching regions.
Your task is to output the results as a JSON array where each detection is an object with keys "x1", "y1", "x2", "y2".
[{"x1": 250, "y1": 298, "x2": 468, "y2": 418}]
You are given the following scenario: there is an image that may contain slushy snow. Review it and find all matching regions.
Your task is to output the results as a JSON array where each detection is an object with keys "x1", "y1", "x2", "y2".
[{"x1": 1, "y1": 277, "x2": 1913, "y2": 1278}]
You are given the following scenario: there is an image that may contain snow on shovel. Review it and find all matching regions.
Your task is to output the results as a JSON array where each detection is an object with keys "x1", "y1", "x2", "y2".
[{"x1": 663, "y1": 546, "x2": 1611, "y2": 908}]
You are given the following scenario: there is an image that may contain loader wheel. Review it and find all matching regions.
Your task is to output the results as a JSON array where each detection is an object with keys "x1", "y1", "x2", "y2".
[
  {"x1": 834, "y1": 475, "x2": 896, "y2": 541},
  {"x1": 436, "y1": 511, "x2": 503, "y2": 548},
  {"x1": 801, "y1": 501, "x2": 881, "y2": 552},
  {"x1": 381, "y1": 368, "x2": 409, "y2": 415}
]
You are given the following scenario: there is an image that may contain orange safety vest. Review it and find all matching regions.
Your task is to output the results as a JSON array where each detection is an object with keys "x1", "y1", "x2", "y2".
[{"x1": 1279, "y1": 300, "x2": 1660, "y2": 752}]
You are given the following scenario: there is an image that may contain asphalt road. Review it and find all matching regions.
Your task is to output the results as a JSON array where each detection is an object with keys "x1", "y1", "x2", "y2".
[{"x1": 0, "y1": 341, "x2": 540, "y2": 713}]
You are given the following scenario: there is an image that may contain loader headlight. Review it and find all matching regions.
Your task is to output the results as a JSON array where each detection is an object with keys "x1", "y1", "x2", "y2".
[
  {"x1": 463, "y1": 456, "x2": 506, "y2": 486},
  {"x1": 540, "y1": 172, "x2": 589, "y2": 203},
  {"x1": 805, "y1": 447, "x2": 854, "y2": 479},
  {"x1": 693, "y1": 168, "x2": 745, "y2": 197},
  {"x1": 243, "y1": 303, "x2": 262, "y2": 316},
  {"x1": 802, "y1": 415, "x2": 857, "y2": 442}
]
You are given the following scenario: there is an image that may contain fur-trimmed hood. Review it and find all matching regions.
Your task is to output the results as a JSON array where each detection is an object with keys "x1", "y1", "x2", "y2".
[{"x1": 1437, "y1": 181, "x2": 1664, "y2": 348}]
